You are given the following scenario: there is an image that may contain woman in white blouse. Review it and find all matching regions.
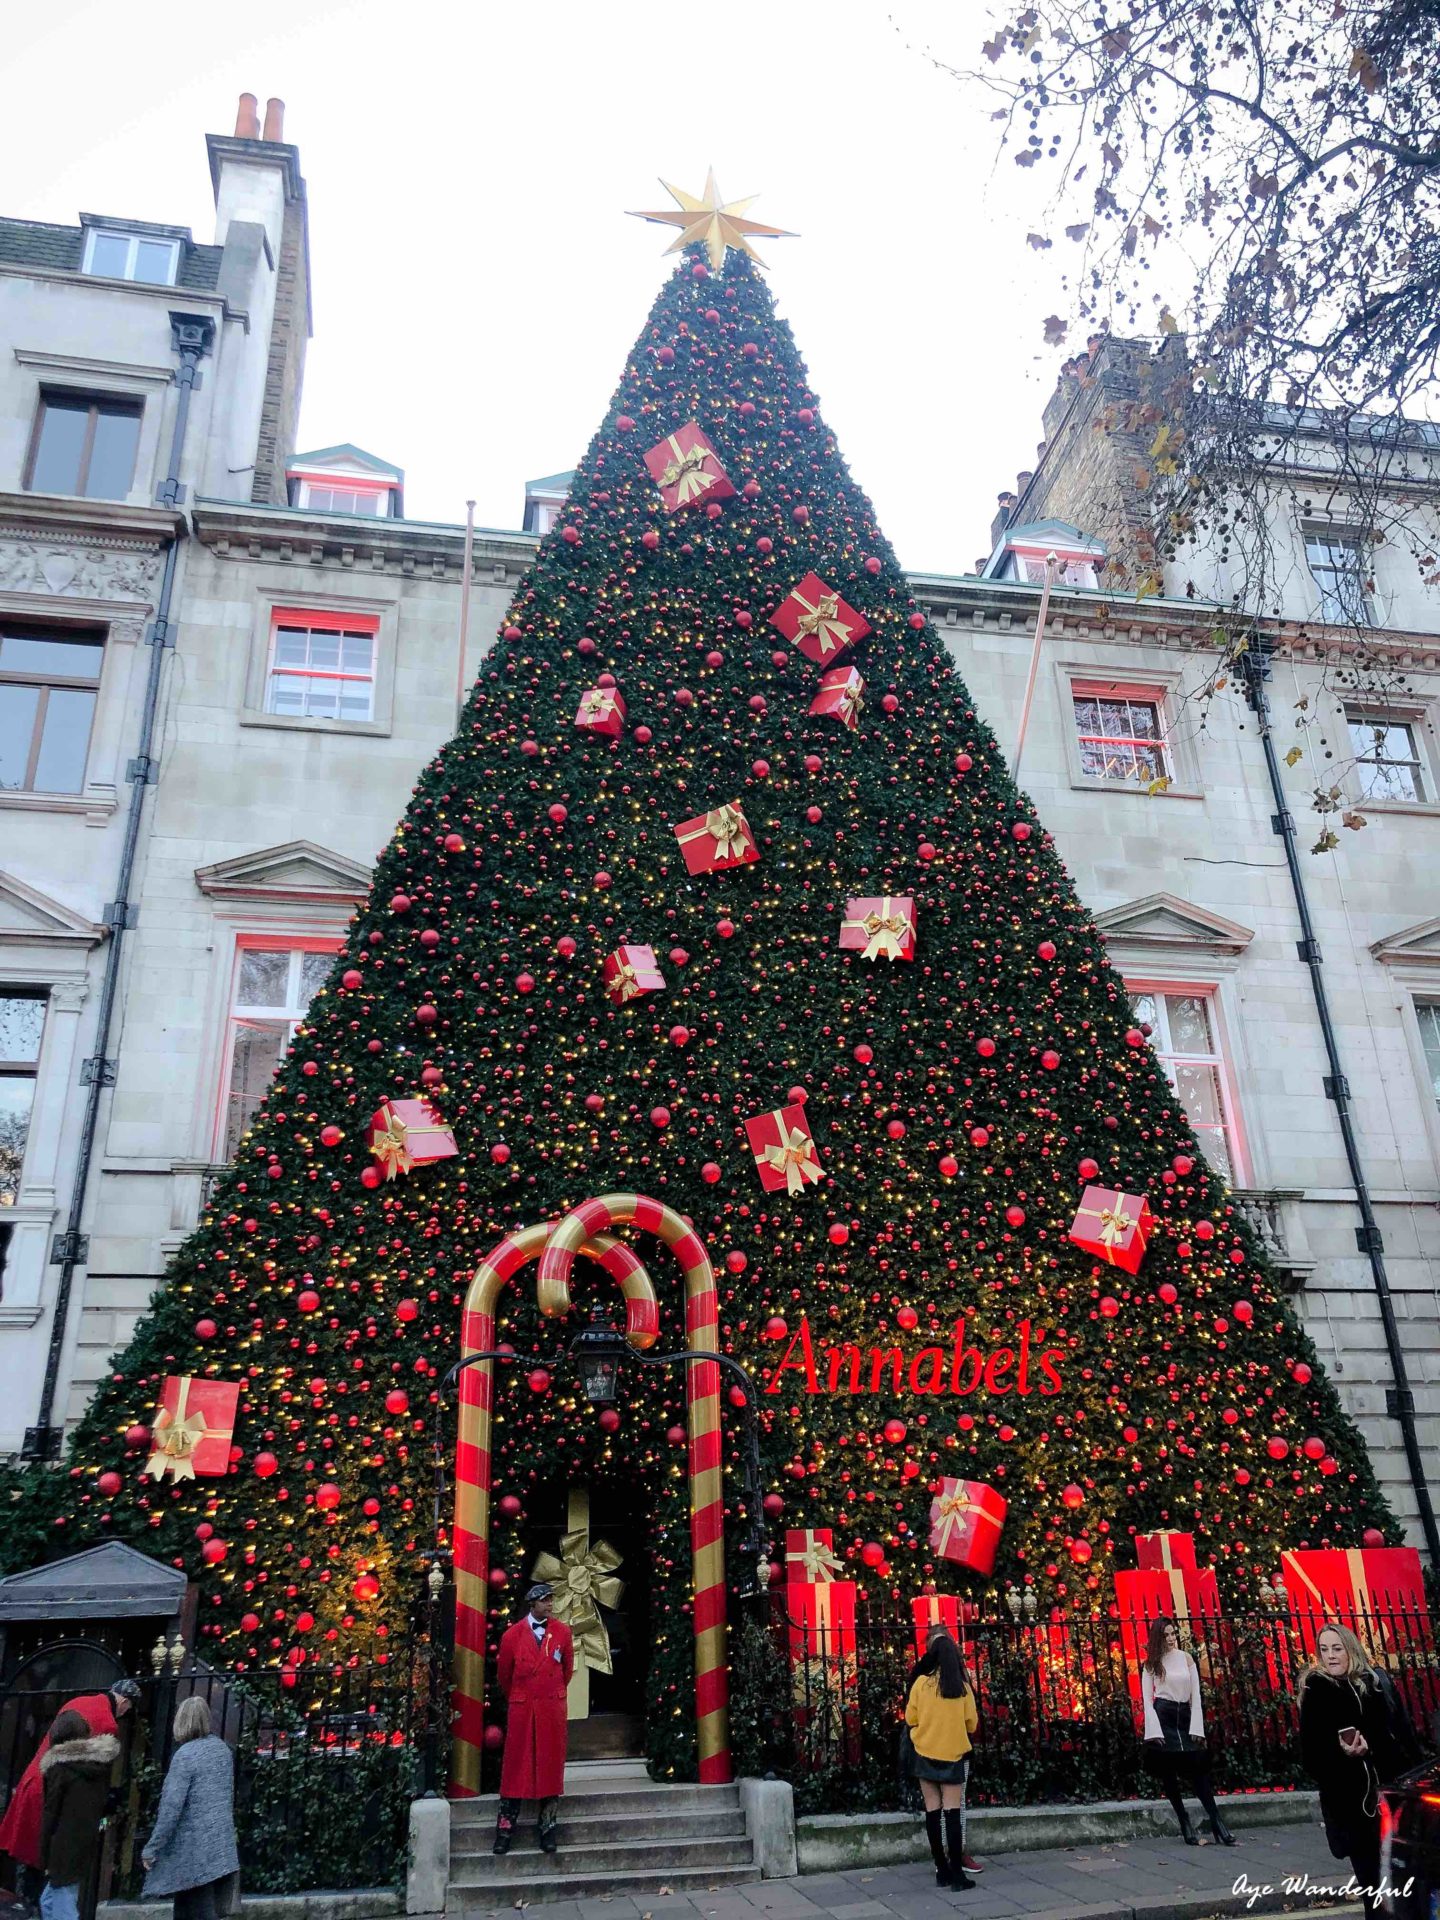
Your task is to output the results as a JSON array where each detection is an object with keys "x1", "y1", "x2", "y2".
[{"x1": 1140, "y1": 1617, "x2": 1234, "y2": 1846}]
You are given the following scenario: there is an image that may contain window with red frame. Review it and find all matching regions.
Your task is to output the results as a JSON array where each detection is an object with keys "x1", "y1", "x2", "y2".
[
  {"x1": 221, "y1": 943, "x2": 340, "y2": 1159},
  {"x1": 265, "y1": 609, "x2": 379, "y2": 723},
  {"x1": 1072, "y1": 683, "x2": 1172, "y2": 786},
  {"x1": 1128, "y1": 987, "x2": 1241, "y2": 1183}
]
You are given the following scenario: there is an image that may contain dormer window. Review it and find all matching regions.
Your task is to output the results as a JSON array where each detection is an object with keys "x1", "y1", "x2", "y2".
[
  {"x1": 286, "y1": 446, "x2": 404, "y2": 520},
  {"x1": 82, "y1": 228, "x2": 178, "y2": 286},
  {"x1": 296, "y1": 481, "x2": 389, "y2": 516},
  {"x1": 980, "y1": 519, "x2": 1107, "y2": 589}
]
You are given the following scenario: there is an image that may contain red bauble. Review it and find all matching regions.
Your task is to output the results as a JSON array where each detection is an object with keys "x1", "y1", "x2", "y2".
[
  {"x1": 253, "y1": 1451, "x2": 279, "y2": 1479},
  {"x1": 527, "y1": 1369, "x2": 551, "y2": 1394},
  {"x1": 353, "y1": 1573, "x2": 380, "y2": 1601},
  {"x1": 762, "y1": 1492, "x2": 785, "y2": 1518},
  {"x1": 701, "y1": 1162, "x2": 721, "y2": 1184},
  {"x1": 908, "y1": 612, "x2": 925, "y2": 631},
  {"x1": 1012, "y1": 822, "x2": 1032, "y2": 841},
  {"x1": 861, "y1": 1540, "x2": 885, "y2": 1566},
  {"x1": 515, "y1": 973, "x2": 535, "y2": 994},
  {"x1": 598, "y1": 1408, "x2": 621, "y2": 1433},
  {"x1": 384, "y1": 1389, "x2": 409, "y2": 1416},
  {"x1": 616, "y1": 415, "x2": 635, "y2": 434},
  {"x1": 482, "y1": 1724, "x2": 504, "y2": 1752},
  {"x1": 1157, "y1": 1282, "x2": 1178, "y2": 1304},
  {"x1": 415, "y1": 1004, "x2": 438, "y2": 1026},
  {"x1": 1362, "y1": 1526, "x2": 1386, "y2": 1549},
  {"x1": 491, "y1": 1143, "x2": 511, "y2": 1165},
  {"x1": 896, "y1": 1306, "x2": 919, "y2": 1332},
  {"x1": 1005, "y1": 1205, "x2": 1026, "y2": 1227},
  {"x1": 1194, "y1": 1219, "x2": 1215, "y2": 1240},
  {"x1": 969, "y1": 1127, "x2": 990, "y2": 1149},
  {"x1": 1040, "y1": 1050, "x2": 1060, "y2": 1071},
  {"x1": 1061, "y1": 1483, "x2": 1084, "y2": 1510},
  {"x1": 853, "y1": 1044, "x2": 873, "y2": 1064},
  {"x1": 316, "y1": 1482, "x2": 341, "y2": 1511},
  {"x1": 976, "y1": 1037, "x2": 996, "y2": 1058},
  {"x1": 1099, "y1": 1296, "x2": 1119, "y2": 1318},
  {"x1": 498, "y1": 1494, "x2": 523, "y2": 1519},
  {"x1": 297, "y1": 1290, "x2": 320, "y2": 1314},
  {"x1": 866, "y1": 556, "x2": 882, "y2": 575},
  {"x1": 792, "y1": 504, "x2": 809, "y2": 524},
  {"x1": 1124, "y1": 1028, "x2": 1145, "y2": 1049},
  {"x1": 97, "y1": 1471, "x2": 122, "y2": 1497},
  {"x1": 728, "y1": 1384, "x2": 748, "y2": 1408},
  {"x1": 360, "y1": 1165, "x2": 382, "y2": 1189},
  {"x1": 1266, "y1": 1436, "x2": 1290, "y2": 1460},
  {"x1": 725, "y1": 1250, "x2": 747, "y2": 1273},
  {"x1": 1037, "y1": 940, "x2": 1056, "y2": 961},
  {"x1": 650, "y1": 1106, "x2": 671, "y2": 1128},
  {"x1": 241, "y1": 1612, "x2": 261, "y2": 1634},
  {"x1": 1078, "y1": 1157, "x2": 1099, "y2": 1181},
  {"x1": 1172, "y1": 1154, "x2": 1194, "y2": 1175},
  {"x1": 202, "y1": 1539, "x2": 227, "y2": 1565},
  {"x1": 397, "y1": 1298, "x2": 419, "y2": 1322},
  {"x1": 828, "y1": 1223, "x2": 850, "y2": 1245},
  {"x1": 195, "y1": 1318, "x2": 217, "y2": 1340},
  {"x1": 667, "y1": 1424, "x2": 687, "y2": 1446},
  {"x1": 1303, "y1": 1435, "x2": 1326, "y2": 1460},
  {"x1": 763, "y1": 1316, "x2": 788, "y2": 1341},
  {"x1": 125, "y1": 1424, "x2": 150, "y2": 1451},
  {"x1": 886, "y1": 1119, "x2": 906, "y2": 1140},
  {"x1": 938, "y1": 1155, "x2": 958, "y2": 1178},
  {"x1": 1292, "y1": 1362, "x2": 1313, "y2": 1384},
  {"x1": 341, "y1": 970, "x2": 362, "y2": 991},
  {"x1": 389, "y1": 893, "x2": 411, "y2": 914},
  {"x1": 882, "y1": 1418, "x2": 907, "y2": 1445},
  {"x1": 320, "y1": 1124, "x2": 343, "y2": 1147},
  {"x1": 1234, "y1": 1300, "x2": 1254, "y2": 1324}
]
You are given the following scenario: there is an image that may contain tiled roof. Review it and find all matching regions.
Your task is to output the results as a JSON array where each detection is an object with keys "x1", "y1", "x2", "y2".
[{"x1": 0, "y1": 218, "x2": 223, "y2": 292}]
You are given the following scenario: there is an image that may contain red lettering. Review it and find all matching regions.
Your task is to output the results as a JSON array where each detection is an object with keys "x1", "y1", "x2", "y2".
[
  {"x1": 869, "y1": 1346, "x2": 905, "y2": 1393},
  {"x1": 765, "y1": 1314, "x2": 820, "y2": 1393},
  {"x1": 1037, "y1": 1350, "x2": 1064, "y2": 1394},
  {"x1": 1016, "y1": 1319, "x2": 1033, "y2": 1395},
  {"x1": 826, "y1": 1343, "x2": 863, "y2": 1393},
  {"x1": 949, "y1": 1317, "x2": 985, "y2": 1395},
  {"x1": 983, "y1": 1348, "x2": 1015, "y2": 1394},
  {"x1": 908, "y1": 1346, "x2": 947, "y2": 1395}
]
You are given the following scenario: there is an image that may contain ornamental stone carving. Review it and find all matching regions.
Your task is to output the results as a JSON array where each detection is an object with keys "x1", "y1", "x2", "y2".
[{"x1": 0, "y1": 539, "x2": 162, "y2": 602}]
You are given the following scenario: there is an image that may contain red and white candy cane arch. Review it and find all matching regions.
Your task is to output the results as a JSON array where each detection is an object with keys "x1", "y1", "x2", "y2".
[
  {"x1": 537, "y1": 1193, "x2": 731, "y2": 1784},
  {"x1": 450, "y1": 1219, "x2": 660, "y2": 1798}
]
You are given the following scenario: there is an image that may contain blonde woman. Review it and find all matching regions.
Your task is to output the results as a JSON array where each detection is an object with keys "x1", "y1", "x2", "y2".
[
  {"x1": 141, "y1": 1699, "x2": 239, "y2": 1920},
  {"x1": 1139, "y1": 1616, "x2": 1234, "y2": 1846},
  {"x1": 1299, "y1": 1622, "x2": 1420, "y2": 1918}
]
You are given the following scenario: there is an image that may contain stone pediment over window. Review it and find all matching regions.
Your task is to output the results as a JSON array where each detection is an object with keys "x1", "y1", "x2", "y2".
[
  {"x1": 1093, "y1": 893, "x2": 1254, "y2": 957},
  {"x1": 0, "y1": 1541, "x2": 185, "y2": 1622},
  {"x1": 194, "y1": 840, "x2": 373, "y2": 907},
  {"x1": 1370, "y1": 916, "x2": 1440, "y2": 970},
  {"x1": 0, "y1": 870, "x2": 106, "y2": 949}
]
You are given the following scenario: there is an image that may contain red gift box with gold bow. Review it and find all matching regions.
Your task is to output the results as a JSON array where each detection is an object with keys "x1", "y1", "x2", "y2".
[
  {"x1": 745, "y1": 1103, "x2": 823, "y2": 1196},
  {"x1": 574, "y1": 685, "x2": 627, "y2": 737},
  {"x1": 603, "y1": 944, "x2": 665, "y2": 1006},
  {"x1": 1137, "y1": 1531, "x2": 1198, "y2": 1571},
  {"x1": 1067, "y1": 1183, "x2": 1154, "y2": 1273},
  {"x1": 145, "y1": 1375, "x2": 239, "y2": 1481},
  {"x1": 1280, "y1": 1546, "x2": 1431, "y2": 1654},
  {"x1": 785, "y1": 1527, "x2": 843, "y2": 1582},
  {"x1": 672, "y1": 800, "x2": 758, "y2": 875},
  {"x1": 928, "y1": 1477, "x2": 1007, "y2": 1574},
  {"x1": 840, "y1": 894, "x2": 916, "y2": 963},
  {"x1": 809, "y1": 665, "x2": 864, "y2": 731},
  {"x1": 769, "y1": 572, "x2": 872, "y2": 665},
  {"x1": 643, "y1": 422, "x2": 734, "y2": 514},
  {"x1": 368, "y1": 1098, "x2": 458, "y2": 1180}
]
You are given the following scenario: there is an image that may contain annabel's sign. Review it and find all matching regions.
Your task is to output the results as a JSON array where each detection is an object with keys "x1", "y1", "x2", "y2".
[{"x1": 762, "y1": 1313, "x2": 1066, "y2": 1399}]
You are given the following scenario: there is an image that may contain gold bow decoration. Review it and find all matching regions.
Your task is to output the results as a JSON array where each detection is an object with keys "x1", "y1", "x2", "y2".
[
  {"x1": 790, "y1": 1538, "x2": 842, "y2": 1582},
  {"x1": 762, "y1": 1118, "x2": 822, "y2": 1195},
  {"x1": 678, "y1": 803, "x2": 752, "y2": 863},
  {"x1": 793, "y1": 589, "x2": 853, "y2": 657},
  {"x1": 532, "y1": 1488, "x2": 626, "y2": 1719},
  {"x1": 145, "y1": 1398, "x2": 210, "y2": 1482},
  {"x1": 1074, "y1": 1192, "x2": 1137, "y2": 1261},
  {"x1": 370, "y1": 1110, "x2": 415, "y2": 1180},
  {"x1": 610, "y1": 961, "x2": 640, "y2": 1002},
  {"x1": 659, "y1": 440, "x2": 717, "y2": 506},
  {"x1": 837, "y1": 682, "x2": 864, "y2": 725},
  {"x1": 580, "y1": 690, "x2": 614, "y2": 721},
  {"x1": 932, "y1": 1488, "x2": 983, "y2": 1558},
  {"x1": 859, "y1": 909, "x2": 909, "y2": 961}
]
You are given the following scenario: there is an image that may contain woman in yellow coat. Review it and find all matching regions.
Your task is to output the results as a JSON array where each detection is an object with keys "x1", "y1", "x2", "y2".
[{"x1": 905, "y1": 1630, "x2": 978, "y2": 1890}]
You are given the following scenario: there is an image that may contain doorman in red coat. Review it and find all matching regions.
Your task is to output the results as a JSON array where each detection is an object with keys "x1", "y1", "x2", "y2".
[{"x1": 493, "y1": 1582, "x2": 575, "y2": 1855}]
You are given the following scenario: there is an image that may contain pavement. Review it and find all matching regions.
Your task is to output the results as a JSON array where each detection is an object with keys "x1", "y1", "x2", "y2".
[{"x1": 479, "y1": 1822, "x2": 1367, "y2": 1920}]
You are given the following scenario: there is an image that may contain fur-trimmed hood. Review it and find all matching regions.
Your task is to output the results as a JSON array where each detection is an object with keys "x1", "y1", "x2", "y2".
[{"x1": 41, "y1": 1733, "x2": 119, "y2": 1775}]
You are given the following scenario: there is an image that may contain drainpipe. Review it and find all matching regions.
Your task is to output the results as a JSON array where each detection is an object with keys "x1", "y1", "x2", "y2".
[
  {"x1": 1236, "y1": 633, "x2": 1440, "y2": 1569},
  {"x1": 23, "y1": 312, "x2": 216, "y2": 1461}
]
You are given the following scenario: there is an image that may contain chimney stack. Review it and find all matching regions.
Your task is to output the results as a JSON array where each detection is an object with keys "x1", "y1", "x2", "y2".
[
  {"x1": 235, "y1": 93, "x2": 260, "y2": 139},
  {"x1": 263, "y1": 97, "x2": 286, "y2": 142}
]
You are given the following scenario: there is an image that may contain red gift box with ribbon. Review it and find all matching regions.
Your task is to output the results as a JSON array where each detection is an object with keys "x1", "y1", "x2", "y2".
[
  {"x1": 575, "y1": 686, "x2": 627, "y2": 737},
  {"x1": 769, "y1": 572, "x2": 872, "y2": 665},
  {"x1": 1136, "y1": 1531, "x2": 1198, "y2": 1572},
  {"x1": 1280, "y1": 1546, "x2": 1432, "y2": 1654},
  {"x1": 785, "y1": 1528, "x2": 842, "y2": 1582},
  {"x1": 1067, "y1": 1183, "x2": 1154, "y2": 1273},
  {"x1": 911, "y1": 1591, "x2": 965, "y2": 1659},
  {"x1": 603, "y1": 944, "x2": 665, "y2": 1006},
  {"x1": 745, "y1": 1104, "x2": 823, "y2": 1196},
  {"x1": 927, "y1": 1477, "x2": 1007, "y2": 1574},
  {"x1": 808, "y1": 665, "x2": 865, "y2": 731},
  {"x1": 839, "y1": 895, "x2": 916, "y2": 963},
  {"x1": 643, "y1": 422, "x2": 734, "y2": 514},
  {"x1": 672, "y1": 800, "x2": 758, "y2": 875},
  {"x1": 368, "y1": 1099, "x2": 459, "y2": 1180},
  {"x1": 145, "y1": 1375, "x2": 239, "y2": 1481}
]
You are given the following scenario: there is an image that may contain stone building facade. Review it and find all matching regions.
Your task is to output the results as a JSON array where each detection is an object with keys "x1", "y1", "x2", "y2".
[{"x1": 0, "y1": 111, "x2": 1434, "y2": 1549}]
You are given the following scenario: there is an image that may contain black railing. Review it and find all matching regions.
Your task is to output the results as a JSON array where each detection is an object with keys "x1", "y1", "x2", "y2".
[
  {"x1": 746, "y1": 1601, "x2": 1440, "y2": 1815},
  {"x1": 0, "y1": 1657, "x2": 428, "y2": 1901}
]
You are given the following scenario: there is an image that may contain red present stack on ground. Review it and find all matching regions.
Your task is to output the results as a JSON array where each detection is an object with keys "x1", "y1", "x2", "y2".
[
  {"x1": 1280, "y1": 1545, "x2": 1432, "y2": 1655},
  {"x1": 782, "y1": 1527, "x2": 859, "y2": 1761},
  {"x1": 769, "y1": 572, "x2": 872, "y2": 665},
  {"x1": 145, "y1": 1376, "x2": 240, "y2": 1482},
  {"x1": 927, "y1": 1477, "x2": 1007, "y2": 1574},
  {"x1": 839, "y1": 894, "x2": 916, "y2": 962},
  {"x1": 574, "y1": 685, "x2": 626, "y2": 736},
  {"x1": 368, "y1": 1098, "x2": 459, "y2": 1180},
  {"x1": 1067, "y1": 1183, "x2": 1154, "y2": 1273},
  {"x1": 643, "y1": 422, "x2": 734, "y2": 513},
  {"x1": 745, "y1": 1103, "x2": 823, "y2": 1195},
  {"x1": 602, "y1": 944, "x2": 665, "y2": 1006},
  {"x1": 1115, "y1": 1534, "x2": 1223, "y2": 1728},
  {"x1": 808, "y1": 665, "x2": 864, "y2": 731},
  {"x1": 672, "y1": 801, "x2": 758, "y2": 875},
  {"x1": 1136, "y1": 1531, "x2": 1198, "y2": 1571}
]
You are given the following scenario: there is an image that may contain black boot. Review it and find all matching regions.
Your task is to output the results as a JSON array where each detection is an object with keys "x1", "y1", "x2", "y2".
[
  {"x1": 925, "y1": 1810, "x2": 950, "y2": 1886},
  {"x1": 1177, "y1": 1805, "x2": 1200, "y2": 1845},
  {"x1": 1195, "y1": 1775, "x2": 1234, "y2": 1845},
  {"x1": 944, "y1": 1810, "x2": 975, "y2": 1890},
  {"x1": 537, "y1": 1796, "x2": 559, "y2": 1854},
  {"x1": 493, "y1": 1797, "x2": 520, "y2": 1855}
]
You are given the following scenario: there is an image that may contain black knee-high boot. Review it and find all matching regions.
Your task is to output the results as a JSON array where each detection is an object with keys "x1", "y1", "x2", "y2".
[
  {"x1": 493, "y1": 1796, "x2": 521, "y2": 1855},
  {"x1": 1192, "y1": 1770, "x2": 1233, "y2": 1845},
  {"x1": 925, "y1": 1810, "x2": 950, "y2": 1885},
  {"x1": 944, "y1": 1809, "x2": 975, "y2": 1890},
  {"x1": 1162, "y1": 1767, "x2": 1198, "y2": 1844}
]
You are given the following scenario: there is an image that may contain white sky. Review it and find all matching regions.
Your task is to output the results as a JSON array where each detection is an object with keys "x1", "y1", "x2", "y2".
[{"x1": 6, "y1": 0, "x2": 1087, "y2": 574}]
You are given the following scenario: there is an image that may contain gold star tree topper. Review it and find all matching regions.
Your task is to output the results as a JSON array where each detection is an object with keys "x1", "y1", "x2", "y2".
[{"x1": 629, "y1": 170, "x2": 795, "y2": 273}]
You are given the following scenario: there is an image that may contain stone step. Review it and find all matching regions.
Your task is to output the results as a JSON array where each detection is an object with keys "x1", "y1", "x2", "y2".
[
  {"x1": 447, "y1": 1862, "x2": 761, "y2": 1910},
  {"x1": 450, "y1": 1782, "x2": 740, "y2": 1821},
  {"x1": 451, "y1": 1834, "x2": 756, "y2": 1884},
  {"x1": 451, "y1": 1806, "x2": 745, "y2": 1853}
]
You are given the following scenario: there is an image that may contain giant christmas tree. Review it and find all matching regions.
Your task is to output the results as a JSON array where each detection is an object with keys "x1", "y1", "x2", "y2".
[{"x1": 5, "y1": 184, "x2": 1392, "y2": 1782}]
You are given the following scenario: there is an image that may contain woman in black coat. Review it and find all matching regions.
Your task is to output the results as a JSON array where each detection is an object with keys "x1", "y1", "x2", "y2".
[
  {"x1": 38, "y1": 1708, "x2": 121, "y2": 1920},
  {"x1": 1298, "y1": 1622, "x2": 1421, "y2": 1917}
]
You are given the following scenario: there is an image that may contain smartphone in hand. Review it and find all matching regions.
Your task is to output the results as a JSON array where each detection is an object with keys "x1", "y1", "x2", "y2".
[{"x1": 1338, "y1": 1725, "x2": 1363, "y2": 1754}]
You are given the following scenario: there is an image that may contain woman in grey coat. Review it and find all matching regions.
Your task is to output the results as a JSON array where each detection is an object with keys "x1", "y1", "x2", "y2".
[{"x1": 141, "y1": 1698, "x2": 239, "y2": 1920}]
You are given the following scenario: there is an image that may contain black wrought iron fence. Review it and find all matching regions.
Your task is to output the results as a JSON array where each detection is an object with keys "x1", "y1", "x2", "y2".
[
  {"x1": 746, "y1": 1601, "x2": 1440, "y2": 1816},
  {"x1": 0, "y1": 1657, "x2": 428, "y2": 1901}
]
